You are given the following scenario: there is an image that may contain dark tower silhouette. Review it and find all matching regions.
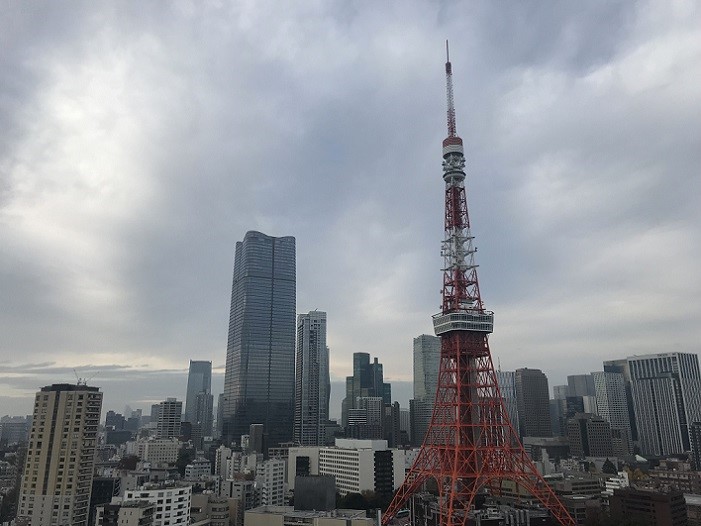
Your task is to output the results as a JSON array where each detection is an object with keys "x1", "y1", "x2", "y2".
[{"x1": 382, "y1": 43, "x2": 575, "y2": 526}]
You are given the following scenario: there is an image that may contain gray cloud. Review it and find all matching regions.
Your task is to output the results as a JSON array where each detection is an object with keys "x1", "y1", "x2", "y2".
[{"x1": 1, "y1": 1, "x2": 699, "y2": 415}]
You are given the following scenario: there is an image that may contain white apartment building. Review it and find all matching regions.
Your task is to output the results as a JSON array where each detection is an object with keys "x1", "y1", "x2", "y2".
[
  {"x1": 288, "y1": 439, "x2": 405, "y2": 496},
  {"x1": 185, "y1": 458, "x2": 212, "y2": 480},
  {"x1": 124, "y1": 482, "x2": 191, "y2": 526},
  {"x1": 214, "y1": 445, "x2": 232, "y2": 477},
  {"x1": 255, "y1": 458, "x2": 286, "y2": 506}
]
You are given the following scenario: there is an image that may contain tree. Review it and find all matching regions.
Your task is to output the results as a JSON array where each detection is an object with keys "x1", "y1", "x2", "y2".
[{"x1": 601, "y1": 458, "x2": 617, "y2": 474}]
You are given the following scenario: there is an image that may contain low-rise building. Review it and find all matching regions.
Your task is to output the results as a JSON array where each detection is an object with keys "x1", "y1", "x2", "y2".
[
  {"x1": 610, "y1": 487, "x2": 688, "y2": 526},
  {"x1": 184, "y1": 458, "x2": 212, "y2": 480},
  {"x1": 245, "y1": 506, "x2": 373, "y2": 526},
  {"x1": 95, "y1": 500, "x2": 155, "y2": 526},
  {"x1": 124, "y1": 482, "x2": 191, "y2": 526},
  {"x1": 132, "y1": 438, "x2": 181, "y2": 466},
  {"x1": 288, "y1": 439, "x2": 404, "y2": 496},
  {"x1": 191, "y1": 493, "x2": 235, "y2": 526}
]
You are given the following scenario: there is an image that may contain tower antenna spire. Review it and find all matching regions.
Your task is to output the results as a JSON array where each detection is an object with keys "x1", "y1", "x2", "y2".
[
  {"x1": 382, "y1": 44, "x2": 576, "y2": 526},
  {"x1": 445, "y1": 39, "x2": 457, "y2": 138}
]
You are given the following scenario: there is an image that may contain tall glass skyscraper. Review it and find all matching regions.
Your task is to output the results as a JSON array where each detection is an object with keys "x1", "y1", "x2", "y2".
[
  {"x1": 184, "y1": 360, "x2": 213, "y2": 436},
  {"x1": 294, "y1": 311, "x2": 329, "y2": 446},
  {"x1": 222, "y1": 231, "x2": 296, "y2": 447}
]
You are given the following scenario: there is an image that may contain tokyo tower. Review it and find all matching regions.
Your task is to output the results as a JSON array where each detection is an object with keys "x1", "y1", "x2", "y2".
[{"x1": 382, "y1": 43, "x2": 575, "y2": 526}]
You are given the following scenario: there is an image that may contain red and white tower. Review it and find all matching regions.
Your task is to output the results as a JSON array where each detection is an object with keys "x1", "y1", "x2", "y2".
[{"x1": 382, "y1": 44, "x2": 575, "y2": 526}]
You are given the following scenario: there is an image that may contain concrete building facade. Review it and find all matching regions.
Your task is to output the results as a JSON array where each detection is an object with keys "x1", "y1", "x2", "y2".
[
  {"x1": 17, "y1": 383, "x2": 103, "y2": 526},
  {"x1": 124, "y1": 483, "x2": 191, "y2": 526},
  {"x1": 294, "y1": 311, "x2": 329, "y2": 446}
]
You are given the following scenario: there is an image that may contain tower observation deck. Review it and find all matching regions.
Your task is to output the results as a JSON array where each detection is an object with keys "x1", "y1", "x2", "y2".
[{"x1": 381, "y1": 43, "x2": 575, "y2": 526}]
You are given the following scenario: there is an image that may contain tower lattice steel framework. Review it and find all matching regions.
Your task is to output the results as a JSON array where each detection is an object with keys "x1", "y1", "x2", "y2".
[{"x1": 382, "y1": 43, "x2": 576, "y2": 526}]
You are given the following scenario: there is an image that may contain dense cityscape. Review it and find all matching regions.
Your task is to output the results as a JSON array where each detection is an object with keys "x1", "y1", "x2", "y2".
[
  {"x1": 2, "y1": 3, "x2": 700, "y2": 526},
  {"x1": 3, "y1": 228, "x2": 701, "y2": 525}
]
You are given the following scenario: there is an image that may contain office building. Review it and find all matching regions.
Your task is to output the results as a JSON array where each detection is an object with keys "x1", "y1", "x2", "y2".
[
  {"x1": 410, "y1": 335, "x2": 440, "y2": 447},
  {"x1": 156, "y1": 398, "x2": 182, "y2": 439},
  {"x1": 567, "y1": 413, "x2": 613, "y2": 458},
  {"x1": 628, "y1": 353, "x2": 701, "y2": 455},
  {"x1": 134, "y1": 438, "x2": 180, "y2": 465},
  {"x1": 515, "y1": 368, "x2": 552, "y2": 437},
  {"x1": 567, "y1": 374, "x2": 595, "y2": 397},
  {"x1": 603, "y1": 359, "x2": 639, "y2": 440},
  {"x1": 553, "y1": 385, "x2": 569, "y2": 400},
  {"x1": 222, "y1": 231, "x2": 296, "y2": 447},
  {"x1": 496, "y1": 370, "x2": 520, "y2": 438},
  {"x1": 184, "y1": 360, "x2": 213, "y2": 436},
  {"x1": 592, "y1": 370, "x2": 632, "y2": 443},
  {"x1": 0, "y1": 416, "x2": 30, "y2": 445},
  {"x1": 287, "y1": 439, "x2": 405, "y2": 496},
  {"x1": 17, "y1": 383, "x2": 103, "y2": 526},
  {"x1": 342, "y1": 353, "x2": 391, "y2": 428},
  {"x1": 610, "y1": 487, "x2": 688, "y2": 526},
  {"x1": 413, "y1": 335, "x2": 440, "y2": 402},
  {"x1": 294, "y1": 311, "x2": 329, "y2": 446}
]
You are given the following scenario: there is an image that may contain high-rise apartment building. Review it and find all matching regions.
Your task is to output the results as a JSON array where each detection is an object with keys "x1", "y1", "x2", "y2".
[
  {"x1": 184, "y1": 360, "x2": 213, "y2": 436},
  {"x1": 17, "y1": 383, "x2": 103, "y2": 526},
  {"x1": 515, "y1": 368, "x2": 552, "y2": 438},
  {"x1": 628, "y1": 352, "x2": 701, "y2": 455},
  {"x1": 342, "y1": 353, "x2": 390, "y2": 428},
  {"x1": 222, "y1": 231, "x2": 296, "y2": 448},
  {"x1": 156, "y1": 398, "x2": 182, "y2": 439},
  {"x1": 294, "y1": 311, "x2": 329, "y2": 446}
]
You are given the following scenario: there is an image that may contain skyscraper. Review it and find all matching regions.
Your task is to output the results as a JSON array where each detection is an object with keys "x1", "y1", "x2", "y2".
[
  {"x1": 628, "y1": 352, "x2": 701, "y2": 455},
  {"x1": 567, "y1": 374, "x2": 595, "y2": 397},
  {"x1": 413, "y1": 335, "x2": 440, "y2": 402},
  {"x1": 591, "y1": 370, "x2": 632, "y2": 447},
  {"x1": 294, "y1": 310, "x2": 329, "y2": 446},
  {"x1": 411, "y1": 335, "x2": 441, "y2": 446},
  {"x1": 603, "y1": 358, "x2": 639, "y2": 441},
  {"x1": 515, "y1": 368, "x2": 552, "y2": 438},
  {"x1": 496, "y1": 370, "x2": 520, "y2": 438},
  {"x1": 18, "y1": 383, "x2": 103, "y2": 526},
  {"x1": 222, "y1": 231, "x2": 296, "y2": 447},
  {"x1": 342, "y1": 353, "x2": 391, "y2": 428},
  {"x1": 184, "y1": 360, "x2": 213, "y2": 436}
]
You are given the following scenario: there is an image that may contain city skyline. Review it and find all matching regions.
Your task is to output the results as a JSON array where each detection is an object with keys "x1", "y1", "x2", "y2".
[{"x1": 1, "y1": 2, "x2": 700, "y2": 415}]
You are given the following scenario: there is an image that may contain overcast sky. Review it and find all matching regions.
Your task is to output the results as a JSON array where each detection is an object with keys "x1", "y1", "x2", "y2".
[{"x1": 1, "y1": 1, "x2": 699, "y2": 419}]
